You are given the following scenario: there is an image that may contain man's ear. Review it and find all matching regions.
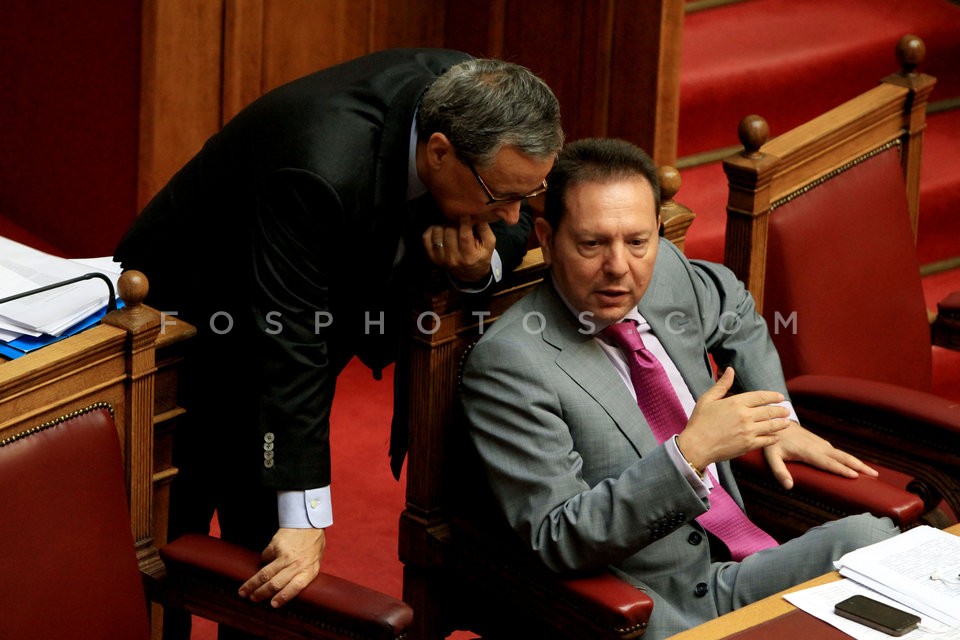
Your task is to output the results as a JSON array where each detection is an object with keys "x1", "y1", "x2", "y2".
[
  {"x1": 534, "y1": 216, "x2": 554, "y2": 265},
  {"x1": 424, "y1": 132, "x2": 454, "y2": 170}
]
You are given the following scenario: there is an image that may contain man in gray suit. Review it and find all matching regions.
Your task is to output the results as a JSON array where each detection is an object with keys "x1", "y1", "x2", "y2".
[{"x1": 460, "y1": 138, "x2": 898, "y2": 639}]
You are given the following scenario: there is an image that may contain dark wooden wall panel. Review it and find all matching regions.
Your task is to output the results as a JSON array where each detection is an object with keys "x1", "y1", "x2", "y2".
[
  {"x1": 260, "y1": 0, "x2": 372, "y2": 94},
  {"x1": 0, "y1": 0, "x2": 142, "y2": 257},
  {"x1": 139, "y1": 0, "x2": 224, "y2": 214},
  {"x1": 1, "y1": 1, "x2": 681, "y2": 256},
  {"x1": 444, "y1": 0, "x2": 681, "y2": 164}
]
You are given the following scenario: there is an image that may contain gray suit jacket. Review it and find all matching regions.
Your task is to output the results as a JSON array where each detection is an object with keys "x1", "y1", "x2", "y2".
[{"x1": 461, "y1": 239, "x2": 789, "y2": 638}]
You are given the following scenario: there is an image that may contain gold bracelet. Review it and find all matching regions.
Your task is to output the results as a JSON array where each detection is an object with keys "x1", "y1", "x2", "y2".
[
  {"x1": 674, "y1": 436, "x2": 705, "y2": 480},
  {"x1": 687, "y1": 460, "x2": 705, "y2": 480}
]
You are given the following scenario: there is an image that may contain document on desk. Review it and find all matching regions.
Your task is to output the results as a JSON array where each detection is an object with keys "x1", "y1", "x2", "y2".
[
  {"x1": 785, "y1": 579, "x2": 959, "y2": 639},
  {"x1": 0, "y1": 236, "x2": 121, "y2": 337},
  {"x1": 785, "y1": 525, "x2": 960, "y2": 639},
  {"x1": 834, "y1": 525, "x2": 960, "y2": 627}
]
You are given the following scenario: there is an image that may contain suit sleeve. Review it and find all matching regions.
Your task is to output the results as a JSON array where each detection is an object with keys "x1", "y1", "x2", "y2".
[
  {"x1": 687, "y1": 257, "x2": 790, "y2": 398},
  {"x1": 461, "y1": 332, "x2": 709, "y2": 574},
  {"x1": 248, "y1": 168, "x2": 345, "y2": 490}
]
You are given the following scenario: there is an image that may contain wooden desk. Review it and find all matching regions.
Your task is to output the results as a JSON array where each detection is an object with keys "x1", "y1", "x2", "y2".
[
  {"x1": 672, "y1": 523, "x2": 960, "y2": 639},
  {"x1": 0, "y1": 272, "x2": 194, "y2": 639},
  {"x1": 1, "y1": 284, "x2": 193, "y2": 564}
]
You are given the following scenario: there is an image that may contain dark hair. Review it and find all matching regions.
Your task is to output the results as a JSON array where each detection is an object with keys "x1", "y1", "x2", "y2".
[
  {"x1": 417, "y1": 58, "x2": 564, "y2": 167},
  {"x1": 542, "y1": 138, "x2": 661, "y2": 230}
]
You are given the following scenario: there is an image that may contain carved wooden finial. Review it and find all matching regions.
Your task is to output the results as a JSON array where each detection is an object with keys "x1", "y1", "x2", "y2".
[
  {"x1": 118, "y1": 270, "x2": 149, "y2": 308},
  {"x1": 896, "y1": 34, "x2": 925, "y2": 75},
  {"x1": 738, "y1": 115, "x2": 769, "y2": 158},
  {"x1": 658, "y1": 165, "x2": 681, "y2": 203}
]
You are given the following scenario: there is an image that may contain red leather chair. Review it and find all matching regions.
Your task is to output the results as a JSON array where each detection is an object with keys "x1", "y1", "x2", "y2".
[
  {"x1": 0, "y1": 404, "x2": 152, "y2": 640},
  {"x1": 0, "y1": 405, "x2": 412, "y2": 640},
  {"x1": 722, "y1": 35, "x2": 960, "y2": 530},
  {"x1": 396, "y1": 174, "x2": 925, "y2": 640}
]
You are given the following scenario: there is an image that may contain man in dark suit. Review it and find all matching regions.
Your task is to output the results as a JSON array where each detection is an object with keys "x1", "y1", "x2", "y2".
[
  {"x1": 460, "y1": 139, "x2": 896, "y2": 639},
  {"x1": 114, "y1": 48, "x2": 562, "y2": 628}
]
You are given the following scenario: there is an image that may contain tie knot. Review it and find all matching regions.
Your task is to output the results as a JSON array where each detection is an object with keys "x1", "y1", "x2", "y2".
[{"x1": 602, "y1": 320, "x2": 645, "y2": 352}]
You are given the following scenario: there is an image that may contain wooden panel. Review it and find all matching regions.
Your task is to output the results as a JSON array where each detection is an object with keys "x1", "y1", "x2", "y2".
[
  {"x1": 370, "y1": 0, "x2": 445, "y2": 50},
  {"x1": 139, "y1": 0, "x2": 225, "y2": 209},
  {"x1": 443, "y1": 0, "x2": 506, "y2": 57},
  {"x1": 445, "y1": 0, "x2": 600, "y2": 141},
  {"x1": 607, "y1": 0, "x2": 684, "y2": 166},
  {"x1": 501, "y1": 0, "x2": 597, "y2": 142},
  {"x1": 223, "y1": 0, "x2": 265, "y2": 123},
  {"x1": 260, "y1": 0, "x2": 371, "y2": 94},
  {"x1": 444, "y1": 0, "x2": 683, "y2": 160}
]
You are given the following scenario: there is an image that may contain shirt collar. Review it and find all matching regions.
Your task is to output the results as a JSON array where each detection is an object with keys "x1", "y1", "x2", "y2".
[{"x1": 406, "y1": 112, "x2": 428, "y2": 201}]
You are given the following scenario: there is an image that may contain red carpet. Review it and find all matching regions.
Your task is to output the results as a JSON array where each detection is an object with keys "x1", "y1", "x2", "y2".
[
  {"x1": 189, "y1": 360, "x2": 482, "y2": 639},
  {"x1": 679, "y1": 0, "x2": 960, "y2": 158}
]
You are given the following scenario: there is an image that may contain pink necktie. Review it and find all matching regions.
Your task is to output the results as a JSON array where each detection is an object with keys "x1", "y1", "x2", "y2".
[{"x1": 603, "y1": 320, "x2": 778, "y2": 561}]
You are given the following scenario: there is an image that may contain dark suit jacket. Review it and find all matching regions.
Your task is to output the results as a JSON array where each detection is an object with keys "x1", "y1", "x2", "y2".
[{"x1": 115, "y1": 48, "x2": 532, "y2": 490}]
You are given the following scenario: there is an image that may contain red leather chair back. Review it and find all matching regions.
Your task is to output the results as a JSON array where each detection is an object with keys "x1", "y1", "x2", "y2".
[
  {"x1": 762, "y1": 147, "x2": 933, "y2": 391},
  {"x1": 0, "y1": 405, "x2": 150, "y2": 640}
]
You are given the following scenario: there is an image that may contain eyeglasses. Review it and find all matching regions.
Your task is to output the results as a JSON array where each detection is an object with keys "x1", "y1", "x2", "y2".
[{"x1": 465, "y1": 159, "x2": 548, "y2": 205}]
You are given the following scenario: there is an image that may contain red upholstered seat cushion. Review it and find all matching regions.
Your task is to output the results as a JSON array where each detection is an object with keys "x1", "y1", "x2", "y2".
[
  {"x1": 762, "y1": 147, "x2": 934, "y2": 392},
  {"x1": 0, "y1": 407, "x2": 149, "y2": 640}
]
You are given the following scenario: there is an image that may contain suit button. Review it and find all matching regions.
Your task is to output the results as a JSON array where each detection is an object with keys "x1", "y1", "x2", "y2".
[
  {"x1": 264, "y1": 458, "x2": 275, "y2": 469},
  {"x1": 264, "y1": 432, "x2": 275, "y2": 444},
  {"x1": 688, "y1": 531, "x2": 703, "y2": 545},
  {"x1": 694, "y1": 582, "x2": 708, "y2": 597}
]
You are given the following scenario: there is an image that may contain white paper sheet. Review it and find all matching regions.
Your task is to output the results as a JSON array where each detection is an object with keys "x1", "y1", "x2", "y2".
[
  {"x1": 785, "y1": 579, "x2": 959, "y2": 640},
  {"x1": 0, "y1": 236, "x2": 121, "y2": 337}
]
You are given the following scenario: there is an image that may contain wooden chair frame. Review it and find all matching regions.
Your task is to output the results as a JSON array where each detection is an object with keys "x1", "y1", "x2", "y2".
[
  {"x1": 720, "y1": 35, "x2": 960, "y2": 532},
  {"x1": 723, "y1": 35, "x2": 935, "y2": 314}
]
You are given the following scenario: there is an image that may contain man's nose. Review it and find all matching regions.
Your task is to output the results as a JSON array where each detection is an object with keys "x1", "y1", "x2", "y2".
[
  {"x1": 491, "y1": 201, "x2": 522, "y2": 225},
  {"x1": 604, "y1": 246, "x2": 629, "y2": 276}
]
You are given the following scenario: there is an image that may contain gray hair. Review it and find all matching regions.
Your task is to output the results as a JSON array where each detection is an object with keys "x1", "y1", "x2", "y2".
[{"x1": 417, "y1": 58, "x2": 564, "y2": 167}]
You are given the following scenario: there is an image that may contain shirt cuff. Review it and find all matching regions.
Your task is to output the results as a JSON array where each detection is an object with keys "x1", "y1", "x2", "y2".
[
  {"x1": 778, "y1": 399, "x2": 799, "y2": 424},
  {"x1": 668, "y1": 436, "x2": 714, "y2": 499},
  {"x1": 277, "y1": 486, "x2": 333, "y2": 528},
  {"x1": 449, "y1": 249, "x2": 502, "y2": 292}
]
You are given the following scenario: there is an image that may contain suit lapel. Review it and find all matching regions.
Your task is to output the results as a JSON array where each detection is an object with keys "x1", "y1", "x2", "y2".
[
  {"x1": 535, "y1": 284, "x2": 661, "y2": 456},
  {"x1": 639, "y1": 240, "x2": 715, "y2": 400}
]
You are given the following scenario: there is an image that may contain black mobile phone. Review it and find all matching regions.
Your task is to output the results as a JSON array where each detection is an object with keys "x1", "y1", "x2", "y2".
[{"x1": 834, "y1": 595, "x2": 921, "y2": 637}]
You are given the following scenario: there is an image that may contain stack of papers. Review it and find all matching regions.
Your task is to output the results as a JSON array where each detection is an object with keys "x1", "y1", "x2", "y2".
[
  {"x1": 0, "y1": 236, "x2": 123, "y2": 359},
  {"x1": 786, "y1": 525, "x2": 960, "y2": 639}
]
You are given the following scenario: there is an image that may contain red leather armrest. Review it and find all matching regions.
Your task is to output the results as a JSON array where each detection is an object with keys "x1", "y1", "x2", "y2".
[
  {"x1": 160, "y1": 534, "x2": 412, "y2": 640},
  {"x1": 735, "y1": 449, "x2": 924, "y2": 526},
  {"x1": 788, "y1": 374, "x2": 960, "y2": 435},
  {"x1": 447, "y1": 512, "x2": 653, "y2": 636},
  {"x1": 559, "y1": 573, "x2": 654, "y2": 634}
]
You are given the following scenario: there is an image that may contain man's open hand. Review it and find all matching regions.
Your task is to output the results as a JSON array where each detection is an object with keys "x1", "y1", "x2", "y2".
[{"x1": 238, "y1": 527, "x2": 326, "y2": 608}]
